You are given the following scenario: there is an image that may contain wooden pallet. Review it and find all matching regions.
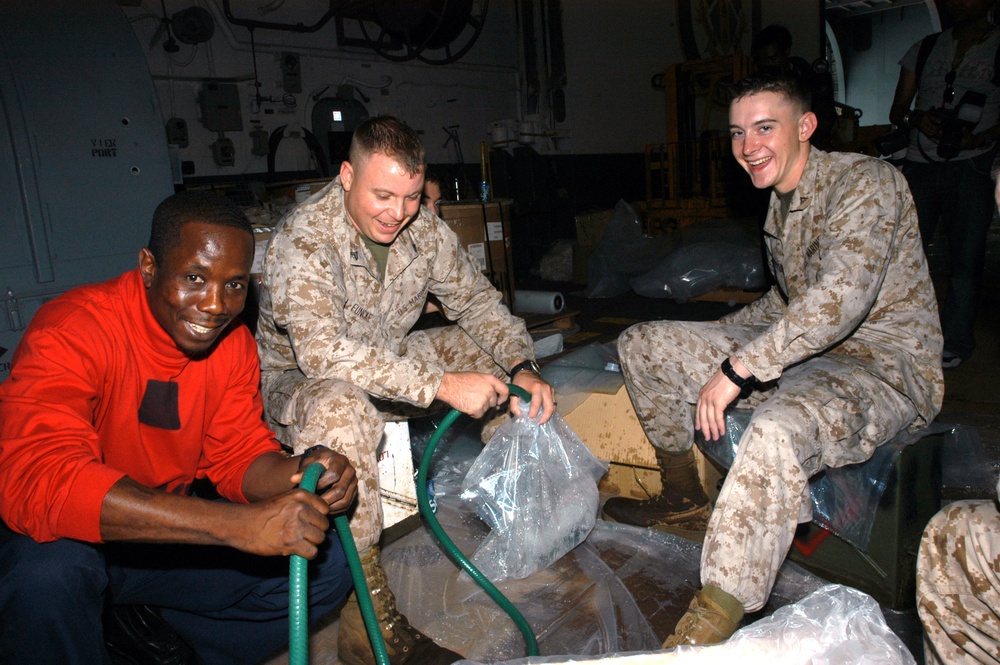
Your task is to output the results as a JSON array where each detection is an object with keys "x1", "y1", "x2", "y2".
[
  {"x1": 518, "y1": 310, "x2": 580, "y2": 337},
  {"x1": 692, "y1": 288, "x2": 765, "y2": 305}
]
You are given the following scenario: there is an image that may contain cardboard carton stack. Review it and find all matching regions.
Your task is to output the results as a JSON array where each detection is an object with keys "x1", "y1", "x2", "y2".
[{"x1": 439, "y1": 200, "x2": 515, "y2": 307}]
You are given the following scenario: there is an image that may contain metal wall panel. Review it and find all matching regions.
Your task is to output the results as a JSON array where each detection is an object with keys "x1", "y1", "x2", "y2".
[{"x1": 0, "y1": 0, "x2": 174, "y2": 381}]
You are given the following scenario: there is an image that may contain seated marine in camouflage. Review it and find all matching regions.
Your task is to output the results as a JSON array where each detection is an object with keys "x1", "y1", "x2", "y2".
[
  {"x1": 255, "y1": 115, "x2": 555, "y2": 665},
  {"x1": 608, "y1": 74, "x2": 944, "y2": 647}
]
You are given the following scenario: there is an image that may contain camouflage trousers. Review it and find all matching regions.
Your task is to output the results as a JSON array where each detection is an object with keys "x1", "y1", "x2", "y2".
[
  {"x1": 917, "y1": 496, "x2": 1000, "y2": 664},
  {"x1": 260, "y1": 325, "x2": 508, "y2": 552},
  {"x1": 618, "y1": 320, "x2": 917, "y2": 611}
]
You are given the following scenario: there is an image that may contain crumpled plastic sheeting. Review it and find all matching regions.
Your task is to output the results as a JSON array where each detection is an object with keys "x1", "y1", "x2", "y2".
[
  {"x1": 710, "y1": 584, "x2": 916, "y2": 665},
  {"x1": 585, "y1": 200, "x2": 681, "y2": 299},
  {"x1": 460, "y1": 410, "x2": 609, "y2": 582},
  {"x1": 456, "y1": 585, "x2": 914, "y2": 665},
  {"x1": 388, "y1": 419, "x2": 827, "y2": 663},
  {"x1": 629, "y1": 241, "x2": 767, "y2": 303},
  {"x1": 538, "y1": 342, "x2": 623, "y2": 416}
]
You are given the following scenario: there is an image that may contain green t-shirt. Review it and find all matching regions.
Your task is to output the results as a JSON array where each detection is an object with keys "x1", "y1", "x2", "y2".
[
  {"x1": 361, "y1": 235, "x2": 391, "y2": 281},
  {"x1": 777, "y1": 190, "x2": 793, "y2": 223}
]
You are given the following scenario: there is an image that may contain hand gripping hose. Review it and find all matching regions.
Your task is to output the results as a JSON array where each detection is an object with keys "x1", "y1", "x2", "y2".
[
  {"x1": 416, "y1": 384, "x2": 540, "y2": 657},
  {"x1": 290, "y1": 384, "x2": 540, "y2": 664},
  {"x1": 291, "y1": 462, "x2": 390, "y2": 665}
]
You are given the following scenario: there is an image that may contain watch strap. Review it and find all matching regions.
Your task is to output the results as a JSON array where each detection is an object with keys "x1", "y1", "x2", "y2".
[
  {"x1": 509, "y1": 359, "x2": 541, "y2": 380},
  {"x1": 721, "y1": 358, "x2": 755, "y2": 393}
]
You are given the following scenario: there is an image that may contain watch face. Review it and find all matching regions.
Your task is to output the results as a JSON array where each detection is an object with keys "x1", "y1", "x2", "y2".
[{"x1": 511, "y1": 359, "x2": 541, "y2": 378}]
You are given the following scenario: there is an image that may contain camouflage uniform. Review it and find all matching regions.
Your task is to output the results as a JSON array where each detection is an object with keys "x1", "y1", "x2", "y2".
[
  {"x1": 620, "y1": 149, "x2": 944, "y2": 612},
  {"x1": 257, "y1": 178, "x2": 533, "y2": 550},
  {"x1": 917, "y1": 476, "x2": 1000, "y2": 664}
]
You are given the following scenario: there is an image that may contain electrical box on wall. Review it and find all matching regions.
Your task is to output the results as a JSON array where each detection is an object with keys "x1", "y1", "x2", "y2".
[
  {"x1": 211, "y1": 137, "x2": 236, "y2": 166},
  {"x1": 281, "y1": 51, "x2": 301, "y2": 93},
  {"x1": 199, "y1": 82, "x2": 243, "y2": 131},
  {"x1": 250, "y1": 127, "x2": 269, "y2": 156},
  {"x1": 165, "y1": 117, "x2": 188, "y2": 147}
]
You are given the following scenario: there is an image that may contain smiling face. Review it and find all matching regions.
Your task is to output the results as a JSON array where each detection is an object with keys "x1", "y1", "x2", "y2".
[
  {"x1": 729, "y1": 90, "x2": 816, "y2": 195},
  {"x1": 139, "y1": 221, "x2": 253, "y2": 357},
  {"x1": 341, "y1": 152, "x2": 424, "y2": 245}
]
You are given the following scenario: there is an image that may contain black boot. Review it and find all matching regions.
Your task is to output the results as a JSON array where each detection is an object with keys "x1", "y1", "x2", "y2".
[
  {"x1": 104, "y1": 604, "x2": 196, "y2": 665},
  {"x1": 602, "y1": 448, "x2": 712, "y2": 542}
]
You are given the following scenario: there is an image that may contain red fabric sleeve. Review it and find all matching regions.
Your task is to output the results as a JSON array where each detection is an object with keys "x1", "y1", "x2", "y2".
[{"x1": 0, "y1": 309, "x2": 126, "y2": 543}]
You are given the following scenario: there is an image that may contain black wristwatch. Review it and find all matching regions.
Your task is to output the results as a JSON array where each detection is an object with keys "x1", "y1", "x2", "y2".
[
  {"x1": 721, "y1": 358, "x2": 756, "y2": 396},
  {"x1": 509, "y1": 358, "x2": 542, "y2": 380}
]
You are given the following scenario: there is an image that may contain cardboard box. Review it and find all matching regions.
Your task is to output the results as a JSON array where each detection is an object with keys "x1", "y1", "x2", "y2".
[
  {"x1": 574, "y1": 209, "x2": 614, "y2": 246},
  {"x1": 377, "y1": 422, "x2": 418, "y2": 530},
  {"x1": 561, "y1": 385, "x2": 721, "y2": 501},
  {"x1": 439, "y1": 200, "x2": 515, "y2": 306},
  {"x1": 265, "y1": 177, "x2": 334, "y2": 203},
  {"x1": 251, "y1": 228, "x2": 273, "y2": 276}
]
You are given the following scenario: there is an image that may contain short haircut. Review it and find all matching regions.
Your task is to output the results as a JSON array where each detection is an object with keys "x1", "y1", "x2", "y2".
[
  {"x1": 349, "y1": 116, "x2": 426, "y2": 177},
  {"x1": 729, "y1": 73, "x2": 812, "y2": 115},
  {"x1": 147, "y1": 191, "x2": 252, "y2": 263},
  {"x1": 752, "y1": 24, "x2": 792, "y2": 54},
  {"x1": 424, "y1": 165, "x2": 444, "y2": 187}
]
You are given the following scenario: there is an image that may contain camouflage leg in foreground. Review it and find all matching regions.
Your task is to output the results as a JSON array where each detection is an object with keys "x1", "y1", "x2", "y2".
[
  {"x1": 917, "y1": 499, "x2": 1000, "y2": 664},
  {"x1": 702, "y1": 356, "x2": 917, "y2": 611},
  {"x1": 274, "y1": 375, "x2": 386, "y2": 552}
]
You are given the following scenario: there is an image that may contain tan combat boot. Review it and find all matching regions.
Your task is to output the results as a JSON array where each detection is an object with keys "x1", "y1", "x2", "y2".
[
  {"x1": 662, "y1": 585, "x2": 744, "y2": 648},
  {"x1": 337, "y1": 546, "x2": 463, "y2": 665},
  {"x1": 601, "y1": 448, "x2": 712, "y2": 541}
]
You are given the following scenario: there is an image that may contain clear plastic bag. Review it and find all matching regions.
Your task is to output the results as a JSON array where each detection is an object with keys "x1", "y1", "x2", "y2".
[{"x1": 460, "y1": 408, "x2": 609, "y2": 582}]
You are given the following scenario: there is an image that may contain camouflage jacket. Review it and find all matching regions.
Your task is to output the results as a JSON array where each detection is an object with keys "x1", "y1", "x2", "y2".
[
  {"x1": 256, "y1": 178, "x2": 533, "y2": 408},
  {"x1": 722, "y1": 149, "x2": 944, "y2": 425}
]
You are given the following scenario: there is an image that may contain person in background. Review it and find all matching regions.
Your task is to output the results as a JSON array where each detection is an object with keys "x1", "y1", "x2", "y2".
[
  {"x1": 751, "y1": 23, "x2": 837, "y2": 151},
  {"x1": 607, "y1": 74, "x2": 943, "y2": 647},
  {"x1": 422, "y1": 165, "x2": 446, "y2": 217},
  {"x1": 256, "y1": 115, "x2": 555, "y2": 665},
  {"x1": 888, "y1": 0, "x2": 1000, "y2": 369},
  {"x1": 421, "y1": 167, "x2": 447, "y2": 314},
  {"x1": 916, "y1": 162, "x2": 1000, "y2": 664},
  {"x1": 0, "y1": 191, "x2": 357, "y2": 665}
]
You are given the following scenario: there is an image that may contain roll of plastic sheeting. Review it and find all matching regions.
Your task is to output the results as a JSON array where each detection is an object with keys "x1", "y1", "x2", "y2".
[{"x1": 515, "y1": 290, "x2": 564, "y2": 314}]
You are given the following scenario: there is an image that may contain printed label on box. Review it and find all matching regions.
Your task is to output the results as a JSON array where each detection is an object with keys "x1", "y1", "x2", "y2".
[
  {"x1": 466, "y1": 242, "x2": 487, "y2": 272},
  {"x1": 487, "y1": 221, "x2": 504, "y2": 242}
]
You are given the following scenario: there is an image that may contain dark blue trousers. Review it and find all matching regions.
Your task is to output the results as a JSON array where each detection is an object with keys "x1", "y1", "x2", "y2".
[
  {"x1": 902, "y1": 148, "x2": 998, "y2": 359},
  {"x1": 0, "y1": 522, "x2": 352, "y2": 665}
]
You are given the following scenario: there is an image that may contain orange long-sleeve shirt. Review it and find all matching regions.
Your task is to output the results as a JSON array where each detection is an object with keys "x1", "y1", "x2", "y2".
[{"x1": 0, "y1": 269, "x2": 281, "y2": 543}]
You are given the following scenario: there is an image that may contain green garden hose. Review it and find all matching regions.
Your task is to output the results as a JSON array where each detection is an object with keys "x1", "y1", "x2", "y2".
[
  {"x1": 291, "y1": 462, "x2": 390, "y2": 665},
  {"x1": 290, "y1": 383, "x2": 540, "y2": 664},
  {"x1": 416, "y1": 384, "x2": 540, "y2": 657}
]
